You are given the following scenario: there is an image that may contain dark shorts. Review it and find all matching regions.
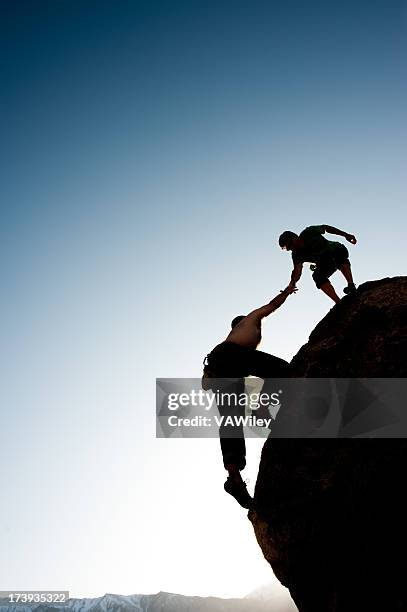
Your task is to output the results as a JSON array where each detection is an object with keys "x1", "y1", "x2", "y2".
[{"x1": 312, "y1": 244, "x2": 350, "y2": 288}]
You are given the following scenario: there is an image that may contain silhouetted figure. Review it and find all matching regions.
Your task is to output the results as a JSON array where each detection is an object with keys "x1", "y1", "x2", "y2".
[
  {"x1": 279, "y1": 224, "x2": 357, "y2": 304},
  {"x1": 203, "y1": 287, "x2": 295, "y2": 509}
]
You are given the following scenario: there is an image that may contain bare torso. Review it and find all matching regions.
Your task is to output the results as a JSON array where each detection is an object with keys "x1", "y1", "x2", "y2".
[{"x1": 225, "y1": 317, "x2": 261, "y2": 349}]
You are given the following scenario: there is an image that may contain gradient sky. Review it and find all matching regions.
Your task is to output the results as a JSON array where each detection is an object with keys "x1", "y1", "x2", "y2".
[{"x1": 1, "y1": 0, "x2": 406, "y2": 601}]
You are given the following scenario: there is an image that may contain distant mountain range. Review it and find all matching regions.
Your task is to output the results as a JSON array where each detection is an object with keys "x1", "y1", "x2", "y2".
[{"x1": 0, "y1": 589, "x2": 297, "y2": 612}]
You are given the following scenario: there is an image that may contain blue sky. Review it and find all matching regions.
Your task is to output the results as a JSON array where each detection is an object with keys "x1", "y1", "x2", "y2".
[{"x1": 1, "y1": 0, "x2": 406, "y2": 599}]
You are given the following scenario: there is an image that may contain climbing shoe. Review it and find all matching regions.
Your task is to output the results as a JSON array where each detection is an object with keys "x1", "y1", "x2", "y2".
[
  {"x1": 343, "y1": 283, "x2": 357, "y2": 295},
  {"x1": 224, "y1": 477, "x2": 254, "y2": 509}
]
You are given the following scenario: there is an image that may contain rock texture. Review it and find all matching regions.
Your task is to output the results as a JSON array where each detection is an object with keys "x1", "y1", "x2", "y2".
[
  {"x1": 249, "y1": 277, "x2": 407, "y2": 612},
  {"x1": 291, "y1": 276, "x2": 407, "y2": 377}
]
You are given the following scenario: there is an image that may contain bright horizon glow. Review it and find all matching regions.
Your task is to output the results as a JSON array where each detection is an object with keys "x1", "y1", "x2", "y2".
[{"x1": 1, "y1": 0, "x2": 406, "y2": 602}]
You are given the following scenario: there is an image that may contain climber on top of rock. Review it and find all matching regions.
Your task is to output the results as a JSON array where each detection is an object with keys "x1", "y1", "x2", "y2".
[{"x1": 278, "y1": 224, "x2": 358, "y2": 304}]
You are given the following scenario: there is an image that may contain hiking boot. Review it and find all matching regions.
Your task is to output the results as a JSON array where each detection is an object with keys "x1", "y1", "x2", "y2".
[
  {"x1": 224, "y1": 477, "x2": 254, "y2": 509},
  {"x1": 343, "y1": 283, "x2": 356, "y2": 295}
]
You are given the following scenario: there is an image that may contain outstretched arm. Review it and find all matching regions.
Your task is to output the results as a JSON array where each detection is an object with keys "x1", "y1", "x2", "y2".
[
  {"x1": 247, "y1": 286, "x2": 296, "y2": 322},
  {"x1": 288, "y1": 263, "x2": 303, "y2": 289},
  {"x1": 323, "y1": 224, "x2": 357, "y2": 244}
]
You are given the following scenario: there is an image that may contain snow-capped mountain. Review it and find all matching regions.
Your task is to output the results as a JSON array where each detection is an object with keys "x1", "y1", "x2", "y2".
[
  {"x1": 0, "y1": 590, "x2": 294, "y2": 612},
  {"x1": 246, "y1": 584, "x2": 298, "y2": 611}
]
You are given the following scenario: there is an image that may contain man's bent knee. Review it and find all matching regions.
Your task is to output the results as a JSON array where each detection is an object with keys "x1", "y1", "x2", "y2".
[{"x1": 312, "y1": 270, "x2": 329, "y2": 288}]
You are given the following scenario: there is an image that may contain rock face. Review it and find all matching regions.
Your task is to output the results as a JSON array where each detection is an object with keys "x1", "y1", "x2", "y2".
[
  {"x1": 249, "y1": 277, "x2": 407, "y2": 612},
  {"x1": 291, "y1": 276, "x2": 407, "y2": 377}
]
